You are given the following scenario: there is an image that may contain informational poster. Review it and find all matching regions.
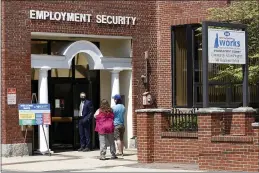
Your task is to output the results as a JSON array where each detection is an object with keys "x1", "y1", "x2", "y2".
[
  {"x1": 7, "y1": 88, "x2": 16, "y2": 105},
  {"x1": 18, "y1": 104, "x2": 51, "y2": 125},
  {"x1": 208, "y1": 29, "x2": 246, "y2": 64}
]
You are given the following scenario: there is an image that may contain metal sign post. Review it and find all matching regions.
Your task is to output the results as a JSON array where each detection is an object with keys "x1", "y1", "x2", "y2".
[{"x1": 41, "y1": 125, "x2": 51, "y2": 156}]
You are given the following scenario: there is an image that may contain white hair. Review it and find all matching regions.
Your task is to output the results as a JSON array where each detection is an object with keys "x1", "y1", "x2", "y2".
[{"x1": 80, "y1": 92, "x2": 86, "y2": 97}]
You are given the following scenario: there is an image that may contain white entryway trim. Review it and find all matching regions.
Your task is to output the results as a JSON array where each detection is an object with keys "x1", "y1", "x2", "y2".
[
  {"x1": 62, "y1": 40, "x2": 103, "y2": 69},
  {"x1": 31, "y1": 40, "x2": 132, "y2": 70},
  {"x1": 31, "y1": 39, "x2": 132, "y2": 153}
]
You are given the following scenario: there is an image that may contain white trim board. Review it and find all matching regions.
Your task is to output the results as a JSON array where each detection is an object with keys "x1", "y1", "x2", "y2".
[{"x1": 31, "y1": 32, "x2": 132, "y2": 40}]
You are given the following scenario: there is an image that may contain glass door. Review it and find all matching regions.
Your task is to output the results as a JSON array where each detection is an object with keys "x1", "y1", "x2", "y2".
[{"x1": 51, "y1": 83, "x2": 74, "y2": 150}]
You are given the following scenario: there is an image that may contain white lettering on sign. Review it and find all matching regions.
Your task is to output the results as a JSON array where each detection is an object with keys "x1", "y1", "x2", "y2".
[
  {"x1": 29, "y1": 10, "x2": 136, "y2": 25},
  {"x1": 67, "y1": 13, "x2": 75, "y2": 22},
  {"x1": 36, "y1": 10, "x2": 44, "y2": 19},
  {"x1": 208, "y1": 29, "x2": 246, "y2": 64},
  {"x1": 95, "y1": 15, "x2": 136, "y2": 25}
]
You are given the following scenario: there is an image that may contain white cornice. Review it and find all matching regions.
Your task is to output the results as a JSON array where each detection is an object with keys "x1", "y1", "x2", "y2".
[{"x1": 31, "y1": 32, "x2": 132, "y2": 40}]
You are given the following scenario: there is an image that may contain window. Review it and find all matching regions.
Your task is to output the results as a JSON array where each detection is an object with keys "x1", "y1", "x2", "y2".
[
  {"x1": 172, "y1": 24, "x2": 200, "y2": 107},
  {"x1": 50, "y1": 41, "x2": 72, "y2": 55},
  {"x1": 31, "y1": 40, "x2": 48, "y2": 54},
  {"x1": 171, "y1": 24, "x2": 259, "y2": 108},
  {"x1": 174, "y1": 27, "x2": 187, "y2": 106},
  {"x1": 31, "y1": 68, "x2": 39, "y2": 80},
  {"x1": 75, "y1": 53, "x2": 91, "y2": 79}
]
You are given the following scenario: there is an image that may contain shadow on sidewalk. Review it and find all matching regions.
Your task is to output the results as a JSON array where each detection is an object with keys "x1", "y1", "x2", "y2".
[{"x1": 2, "y1": 154, "x2": 81, "y2": 166}]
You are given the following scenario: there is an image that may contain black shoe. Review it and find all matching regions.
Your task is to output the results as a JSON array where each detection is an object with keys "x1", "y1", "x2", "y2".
[
  {"x1": 83, "y1": 148, "x2": 90, "y2": 152},
  {"x1": 110, "y1": 156, "x2": 118, "y2": 160},
  {"x1": 78, "y1": 147, "x2": 84, "y2": 152}
]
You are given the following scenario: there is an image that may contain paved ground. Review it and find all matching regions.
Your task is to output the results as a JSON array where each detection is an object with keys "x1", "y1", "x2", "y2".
[{"x1": 1, "y1": 149, "x2": 203, "y2": 172}]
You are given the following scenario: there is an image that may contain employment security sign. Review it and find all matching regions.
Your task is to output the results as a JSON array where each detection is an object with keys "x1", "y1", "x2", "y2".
[{"x1": 18, "y1": 104, "x2": 51, "y2": 126}]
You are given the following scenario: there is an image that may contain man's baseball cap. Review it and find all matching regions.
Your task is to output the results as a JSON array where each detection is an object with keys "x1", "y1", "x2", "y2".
[{"x1": 112, "y1": 94, "x2": 121, "y2": 100}]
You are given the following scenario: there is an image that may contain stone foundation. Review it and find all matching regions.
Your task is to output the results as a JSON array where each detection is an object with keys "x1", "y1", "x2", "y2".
[{"x1": 2, "y1": 143, "x2": 32, "y2": 157}]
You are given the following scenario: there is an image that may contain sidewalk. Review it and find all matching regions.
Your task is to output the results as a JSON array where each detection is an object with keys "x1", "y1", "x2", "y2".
[{"x1": 2, "y1": 149, "x2": 202, "y2": 172}]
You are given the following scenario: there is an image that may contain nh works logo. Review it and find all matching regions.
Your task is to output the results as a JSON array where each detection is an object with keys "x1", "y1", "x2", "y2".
[{"x1": 214, "y1": 31, "x2": 241, "y2": 48}]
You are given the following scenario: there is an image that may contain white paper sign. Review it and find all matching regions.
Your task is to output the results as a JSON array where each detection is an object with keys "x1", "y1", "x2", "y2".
[
  {"x1": 55, "y1": 99, "x2": 60, "y2": 108},
  {"x1": 208, "y1": 29, "x2": 246, "y2": 64},
  {"x1": 7, "y1": 88, "x2": 16, "y2": 105}
]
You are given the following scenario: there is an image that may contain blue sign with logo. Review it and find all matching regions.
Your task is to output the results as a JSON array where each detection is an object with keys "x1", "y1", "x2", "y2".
[{"x1": 18, "y1": 104, "x2": 50, "y2": 110}]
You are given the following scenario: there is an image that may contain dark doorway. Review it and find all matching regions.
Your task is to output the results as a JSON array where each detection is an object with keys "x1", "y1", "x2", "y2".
[{"x1": 31, "y1": 72, "x2": 100, "y2": 152}]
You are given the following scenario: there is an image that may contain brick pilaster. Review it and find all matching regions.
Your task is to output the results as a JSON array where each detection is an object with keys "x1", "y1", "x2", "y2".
[
  {"x1": 251, "y1": 123, "x2": 259, "y2": 172},
  {"x1": 136, "y1": 112, "x2": 154, "y2": 163},
  {"x1": 198, "y1": 112, "x2": 213, "y2": 170}
]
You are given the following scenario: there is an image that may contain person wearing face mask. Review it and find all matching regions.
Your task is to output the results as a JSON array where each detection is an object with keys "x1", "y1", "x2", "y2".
[{"x1": 78, "y1": 92, "x2": 94, "y2": 152}]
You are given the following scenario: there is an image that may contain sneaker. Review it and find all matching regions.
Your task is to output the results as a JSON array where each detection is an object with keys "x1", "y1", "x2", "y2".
[
  {"x1": 116, "y1": 153, "x2": 123, "y2": 156},
  {"x1": 78, "y1": 147, "x2": 84, "y2": 152},
  {"x1": 99, "y1": 157, "x2": 106, "y2": 160}
]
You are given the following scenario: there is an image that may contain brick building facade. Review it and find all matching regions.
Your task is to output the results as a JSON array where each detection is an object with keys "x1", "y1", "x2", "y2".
[{"x1": 1, "y1": 0, "x2": 229, "y2": 158}]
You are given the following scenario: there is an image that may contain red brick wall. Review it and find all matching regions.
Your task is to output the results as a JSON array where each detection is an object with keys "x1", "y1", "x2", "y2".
[
  {"x1": 154, "y1": 134, "x2": 198, "y2": 163},
  {"x1": 198, "y1": 113, "x2": 259, "y2": 172},
  {"x1": 156, "y1": 1, "x2": 228, "y2": 108},
  {"x1": 1, "y1": 0, "x2": 157, "y2": 144},
  {"x1": 137, "y1": 112, "x2": 198, "y2": 163},
  {"x1": 137, "y1": 110, "x2": 259, "y2": 172}
]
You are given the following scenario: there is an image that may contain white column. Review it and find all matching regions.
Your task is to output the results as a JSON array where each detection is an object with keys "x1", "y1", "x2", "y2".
[
  {"x1": 38, "y1": 67, "x2": 51, "y2": 153},
  {"x1": 110, "y1": 70, "x2": 121, "y2": 107}
]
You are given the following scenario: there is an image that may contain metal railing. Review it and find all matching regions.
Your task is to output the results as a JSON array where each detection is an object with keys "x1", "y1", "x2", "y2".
[{"x1": 166, "y1": 108, "x2": 198, "y2": 132}]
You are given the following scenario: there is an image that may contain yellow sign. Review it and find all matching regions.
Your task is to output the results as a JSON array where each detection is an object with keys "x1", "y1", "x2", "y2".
[{"x1": 19, "y1": 113, "x2": 35, "y2": 120}]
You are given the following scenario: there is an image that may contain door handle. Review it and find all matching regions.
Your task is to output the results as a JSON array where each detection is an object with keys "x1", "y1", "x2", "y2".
[{"x1": 52, "y1": 117, "x2": 73, "y2": 123}]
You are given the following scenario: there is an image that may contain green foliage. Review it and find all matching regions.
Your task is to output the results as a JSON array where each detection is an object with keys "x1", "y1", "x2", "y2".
[{"x1": 199, "y1": 1, "x2": 259, "y2": 84}]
